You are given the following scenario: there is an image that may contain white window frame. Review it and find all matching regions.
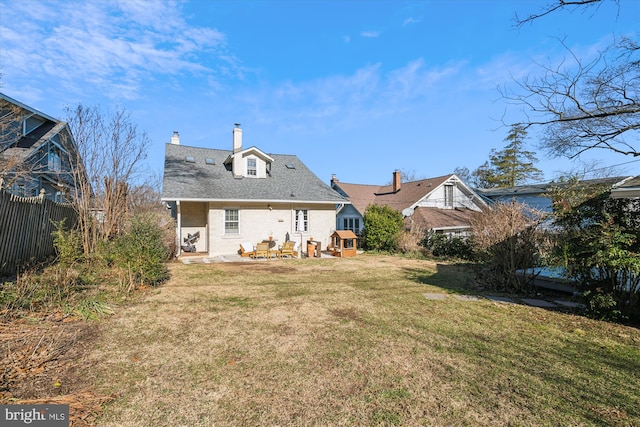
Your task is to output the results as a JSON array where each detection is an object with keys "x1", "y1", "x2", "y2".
[
  {"x1": 247, "y1": 158, "x2": 257, "y2": 176},
  {"x1": 444, "y1": 184, "x2": 454, "y2": 208},
  {"x1": 224, "y1": 208, "x2": 239, "y2": 234},
  {"x1": 295, "y1": 209, "x2": 308, "y2": 232}
]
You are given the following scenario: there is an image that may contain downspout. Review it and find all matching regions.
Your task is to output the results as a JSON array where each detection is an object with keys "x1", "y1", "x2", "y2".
[{"x1": 176, "y1": 200, "x2": 182, "y2": 257}]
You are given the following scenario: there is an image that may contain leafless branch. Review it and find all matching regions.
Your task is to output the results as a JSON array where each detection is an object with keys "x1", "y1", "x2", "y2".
[
  {"x1": 513, "y1": 0, "x2": 613, "y2": 28},
  {"x1": 501, "y1": 36, "x2": 640, "y2": 159}
]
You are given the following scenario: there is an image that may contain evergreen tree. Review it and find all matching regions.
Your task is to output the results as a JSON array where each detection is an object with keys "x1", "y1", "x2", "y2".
[
  {"x1": 470, "y1": 161, "x2": 496, "y2": 189},
  {"x1": 474, "y1": 125, "x2": 543, "y2": 188}
]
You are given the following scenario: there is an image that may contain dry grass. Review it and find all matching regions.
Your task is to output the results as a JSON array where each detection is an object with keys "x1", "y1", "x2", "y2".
[
  {"x1": 79, "y1": 255, "x2": 640, "y2": 426},
  {"x1": 0, "y1": 316, "x2": 111, "y2": 426}
]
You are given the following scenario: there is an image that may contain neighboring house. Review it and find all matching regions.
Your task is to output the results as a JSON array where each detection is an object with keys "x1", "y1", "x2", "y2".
[
  {"x1": 478, "y1": 176, "x2": 634, "y2": 212},
  {"x1": 161, "y1": 125, "x2": 349, "y2": 256},
  {"x1": 0, "y1": 92, "x2": 80, "y2": 202},
  {"x1": 330, "y1": 171, "x2": 488, "y2": 236},
  {"x1": 611, "y1": 175, "x2": 640, "y2": 199}
]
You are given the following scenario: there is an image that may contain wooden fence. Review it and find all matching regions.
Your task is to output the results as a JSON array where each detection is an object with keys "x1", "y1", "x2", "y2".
[{"x1": 0, "y1": 190, "x2": 78, "y2": 276}]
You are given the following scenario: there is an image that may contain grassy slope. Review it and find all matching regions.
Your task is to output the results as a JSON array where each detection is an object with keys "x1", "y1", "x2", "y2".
[{"x1": 86, "y1": 255, "x2": 640, "y2": 426}]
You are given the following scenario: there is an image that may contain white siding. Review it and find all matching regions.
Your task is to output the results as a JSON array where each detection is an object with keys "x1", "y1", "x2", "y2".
[
  {"x1": 203, "y1": 202, "x2": 337, "y2": 256},
  {"x1": 415, "y1": 183, "x2": 483, "y2": 211}
]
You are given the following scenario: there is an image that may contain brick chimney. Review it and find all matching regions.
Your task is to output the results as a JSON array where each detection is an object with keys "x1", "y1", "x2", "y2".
[
  {"x1": 393, "y1": 170, "x2": 401, "y2": 192},
  {"x1": 170, "y1": 131, "x2": 180, "y2": 145},
  {"x1": 233, "y1": 123, "x2": 242, "y2": 153}
]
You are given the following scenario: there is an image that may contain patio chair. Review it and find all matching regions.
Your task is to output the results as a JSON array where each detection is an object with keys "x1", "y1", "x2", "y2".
[
  {"x1": 279, "y1": 241, "x2": 298, "y2": 258},
  {"x1": 251, "y1": 242, "x2": 271, "y2": 259},
  {"x1": 239, "y1": 241, "x2": 254, "y2": 258}
]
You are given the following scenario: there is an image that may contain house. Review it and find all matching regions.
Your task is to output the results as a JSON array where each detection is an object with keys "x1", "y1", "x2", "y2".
[
  {"x1": 161, "y1": 125, "x2": 349, "y2": 257},
  {"x1": 0, "y1": 93, "x2": 81, "y2": 202},
  {"x1": 478, "y1": 176, "x2": 634, "y2": 211},
  {"x1": 611, "y1": 175, "x2": 640, "y2": 199},
  {"x1": 330, "y1": 171, "x2": 488, "y2": 237}
]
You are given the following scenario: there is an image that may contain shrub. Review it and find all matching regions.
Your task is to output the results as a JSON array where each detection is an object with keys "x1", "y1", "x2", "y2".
[
  {"x1": 470, "y1": 201, "x2": 546, "y2": 291},
  {"x1": 109, "y1": 213, "x2": 170, "y2": 289},
  {"x1": 362, "y1": 205, "x2": 404, "y2": 252},
  {"x1": 52, "y1": 219, "x2": 83, "y2": 267},
  {"x1": 422, "y1": 232, "x2": 475, "y2": 260},
  {"x1": 550, "y1": 188, "x2": 640, "y2": 324},
  {"x1": 398, "y1": 228, "x2": 426, "y2": 255}
]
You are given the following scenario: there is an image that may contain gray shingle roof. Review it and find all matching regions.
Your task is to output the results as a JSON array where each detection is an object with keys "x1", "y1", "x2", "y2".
[
  {"x1": 477, "y1": 176, "x2": 631, "y2": 198},
  {"x1": 162, "y1": 143, "x2": 348, "y2": 203}
]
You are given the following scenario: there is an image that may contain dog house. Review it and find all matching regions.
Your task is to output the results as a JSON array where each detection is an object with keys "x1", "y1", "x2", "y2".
[{"x1": 329, "y1": 230, "x2": 358, "y2": 257}]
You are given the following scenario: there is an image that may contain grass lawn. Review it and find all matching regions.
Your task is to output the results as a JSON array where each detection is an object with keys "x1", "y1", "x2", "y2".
[{"x1": 84, "y1": 254, "x2": 640, "y2": 426}]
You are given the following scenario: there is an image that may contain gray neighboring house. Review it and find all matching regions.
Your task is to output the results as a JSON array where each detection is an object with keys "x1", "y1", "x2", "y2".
[
  {"x1": 611, "y1": 175, "x2": 640, "y2": 199},
  {"x1": 0, "y1": 92, "x2": 80, "y2": 202},
  {"x1": 477, "y1": 176, "x2": 634, "y2": 212},
  {"x1": 161, "y1": 125, "x2": 349, "y2": 256}
]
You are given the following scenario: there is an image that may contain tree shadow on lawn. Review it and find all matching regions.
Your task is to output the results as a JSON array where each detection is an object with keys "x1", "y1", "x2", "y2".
[
  {"x1": 404, "y1": 262, "x2": 477, "y2": 295},
  {"x1": 403, "y1": 262, "x2": 640, "y2": 424},
  {"x1": 403, "y1": 262, "x2": 584, "y2": 315}
]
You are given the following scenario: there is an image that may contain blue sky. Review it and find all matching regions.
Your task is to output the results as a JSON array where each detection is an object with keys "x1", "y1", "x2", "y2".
[{"x1": 1, "y1": 0, "x2": 638, "y2": 186}]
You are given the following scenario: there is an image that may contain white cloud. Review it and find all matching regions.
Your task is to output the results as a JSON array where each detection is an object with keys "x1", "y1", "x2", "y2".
[
  {"x1": 0, "y1": 0, "x2": 230, "y2": 100},
  {"x1": 361, "y1": 31, "x2": 379, "y2": 38},
  {"x1": 402, "y1": 17, "x2": 421, "y2": 26},
  {"x1": 239, "y1": 58, "x2": 466, "y2": 133}
]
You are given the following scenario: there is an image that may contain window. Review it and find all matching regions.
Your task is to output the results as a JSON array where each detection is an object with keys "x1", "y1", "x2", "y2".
[
  {"x1": 225, "y1": 209, "x2": 239, "y2": 234},
  {"x1": 444, "y1": 184, "x2": 454, "y2": 208},
  {"x1": 343, "y1": 217, "x2": 360, "y2": 234},
  {"x1": 48, "y1": 149, "x2": 61, "y2": 171},
  {"x1": 295, "y1": 209, "x2": 308, "y2": 232},
  {"x1": 247, "y1": 158, "x2": 257, "y2": 176}
]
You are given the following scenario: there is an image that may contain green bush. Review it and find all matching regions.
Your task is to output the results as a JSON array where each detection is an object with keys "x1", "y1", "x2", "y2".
[
  {"x1": 110, "y1": 213, "x2": 170, "y2": 288},
  {"x1": 52, "y1": 219, "x2": 83, "y2": 267},
  {"x1": 550, "y1": 186, "x2": 640, "y2": 324},
  {"x1": 422, "y1": 232, "x2": 475, "y2": 260},
  {"x1": 362, "y1": 205, "x2": 404, "y2": 252}
]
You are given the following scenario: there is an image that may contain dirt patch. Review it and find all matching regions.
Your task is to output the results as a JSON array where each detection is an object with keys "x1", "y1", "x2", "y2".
[{"x1": 0, "y1": 315, "x2": 114, "y2": 426}]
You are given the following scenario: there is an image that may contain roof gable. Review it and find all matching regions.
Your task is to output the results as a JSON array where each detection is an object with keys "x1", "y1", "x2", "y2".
[
  {"x1": 223, "y1": 146, "x2": 275, "y2": 165},
  {"x1": 334, "y1": 174, "x2": 476, "y2": 215}
]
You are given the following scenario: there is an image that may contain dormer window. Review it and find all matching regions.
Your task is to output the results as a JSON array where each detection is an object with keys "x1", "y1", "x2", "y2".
[{"x1": 247, "y1": 158, "x2": 257, "y2": 176}]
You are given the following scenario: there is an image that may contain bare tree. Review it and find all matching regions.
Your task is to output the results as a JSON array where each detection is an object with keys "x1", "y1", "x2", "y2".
[
  {"x1": 513, "y1": 0, "x2": 616, "y2": 28},
  {"x1": 505, "y1": 1, "x2": 639, "y2": 160},
  {"x1": 65, "y1": 104, "x2": 150, "y2": 253}
]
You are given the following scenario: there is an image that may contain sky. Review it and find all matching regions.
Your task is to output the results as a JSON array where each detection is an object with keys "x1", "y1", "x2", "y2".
[{"x1": 1, "y1": 0, "x2": 639, "y2": 186}]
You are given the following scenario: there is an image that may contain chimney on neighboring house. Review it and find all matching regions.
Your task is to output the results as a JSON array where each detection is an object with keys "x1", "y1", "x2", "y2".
[
  {"x1": 393, "y1": 170, "x2": 401, "y2": 192},
  {"x1": 331, "y1": 174, "x2": 338, "y2": 184},
  {"x1": 233, "y1": 123, "x2": 242, "y2": 153},
  {"x1": 170, "y1": 131, "x2": 180, "y2": 145}
]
